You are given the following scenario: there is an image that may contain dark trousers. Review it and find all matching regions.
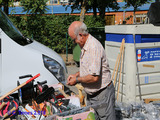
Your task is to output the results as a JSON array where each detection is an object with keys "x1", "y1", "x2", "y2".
[{"x1": 87, "y1": 82, "x2": 116, "y2": 120}]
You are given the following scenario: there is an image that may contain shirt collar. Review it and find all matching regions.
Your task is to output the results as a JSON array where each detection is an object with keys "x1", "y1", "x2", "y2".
[{"x1": 82, "y1": 34, "x2": 90, "y2": 51}]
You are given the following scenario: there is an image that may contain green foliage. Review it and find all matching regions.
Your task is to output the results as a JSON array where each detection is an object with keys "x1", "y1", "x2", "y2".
[
  {"x1": 84, "y1": 15, "x2": 105, "y2": 27},
  {"x1": 7, "y1": 0, "x2": 105, "y2": 54},
  {"x1": 0, "y1": 0, "x2": 17, "y2": 14},
  {"x1": 0, "y1": 1, "x2": 2, "y2": 8},
  {"x1": 9, "y1": 15, "x2": 104, "y2": 53},
  {"x1": 20, "y1": 0, "x2": 48, "y2": 14},
  {"x1": 9, "y1": 0, "x2": 104, "y2": 53},
  {"x1": 68, "y1": 0, "x2": 119, "y2": 19}
]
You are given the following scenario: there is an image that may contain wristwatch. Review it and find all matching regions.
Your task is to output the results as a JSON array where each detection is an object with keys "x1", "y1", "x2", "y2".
[{"x1": 76, "y1": 77, "x2": 79, "y2": 83}]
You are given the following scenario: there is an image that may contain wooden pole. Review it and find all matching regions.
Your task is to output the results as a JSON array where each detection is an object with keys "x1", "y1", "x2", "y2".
[
  {"x1": 113, "y1": 39, "x2": 125, "y2": 86},
  {"x1": 117, "y1": 40, "x2": 125, "y2": 101},
  {"x1": 112, "y1": 53, "x2": 120, "y2": 82}
]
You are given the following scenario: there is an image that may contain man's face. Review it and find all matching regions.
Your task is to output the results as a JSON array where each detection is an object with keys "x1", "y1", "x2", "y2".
[
  {"x1": 76, "y1": 34, "x2": 86, "y2": 49},
  {"x1": 69, "y1": 32, "x2": 85, "y2": 49}
]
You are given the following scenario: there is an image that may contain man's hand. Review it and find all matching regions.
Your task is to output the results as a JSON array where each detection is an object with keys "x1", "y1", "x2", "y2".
[{"x1": 67, "y1": 74, "x2": 77, "y2": 86}]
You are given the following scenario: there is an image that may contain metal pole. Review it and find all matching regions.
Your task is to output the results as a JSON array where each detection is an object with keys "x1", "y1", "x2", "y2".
[{"x1": 66, "y1": 32, "x2": 68, "y2": 62}]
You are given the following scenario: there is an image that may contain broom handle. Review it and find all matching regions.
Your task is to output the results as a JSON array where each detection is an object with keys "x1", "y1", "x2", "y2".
[{"x1": 0, "y1": 73, "x2": 40, "y2": 101}]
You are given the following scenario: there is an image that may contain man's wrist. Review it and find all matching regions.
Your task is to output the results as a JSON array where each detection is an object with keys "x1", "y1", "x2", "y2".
[{"x1": 76, "y1": 77, "x2": 80, "y2": 83}]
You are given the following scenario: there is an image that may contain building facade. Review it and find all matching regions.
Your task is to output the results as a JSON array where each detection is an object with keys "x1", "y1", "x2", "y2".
[{"x1": 11, "y1": 0, "x2": 155, "y2": 25}]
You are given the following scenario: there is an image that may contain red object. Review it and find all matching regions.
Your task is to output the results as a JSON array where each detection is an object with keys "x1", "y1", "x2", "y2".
[{"x1": 26, "y1": 73, "x2": 40, "y2": 84}]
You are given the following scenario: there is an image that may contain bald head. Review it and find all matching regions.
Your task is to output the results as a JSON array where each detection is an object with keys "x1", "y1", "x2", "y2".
[
  {"x1": 68, "y1": 21, "x2": 82, "y2": 38},
  {"x1": 68, "y1": 21, "x2": 88, "y2": 39},
  {"x1": 68, "y1": 21, "x2": 89, "y2": 48}
]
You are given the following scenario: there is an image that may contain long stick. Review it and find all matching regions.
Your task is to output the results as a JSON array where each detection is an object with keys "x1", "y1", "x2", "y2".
[
  {"x1": 112, "y1": 53, "x2": 120, "y2": 81},
  {"x1": 0, "y1": 73, "x2": 40, "y2": 101},
  {"x1": 117, "y1": 40, "x2": 125, "y2": 101},
  {"x1": 113, "y1": 39, "x2": 125, "y2": 86}
]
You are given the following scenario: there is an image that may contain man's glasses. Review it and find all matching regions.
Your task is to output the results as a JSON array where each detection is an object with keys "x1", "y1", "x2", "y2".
[{"x1": 72, "y1": 38, "x2": 76, "y2": 43}]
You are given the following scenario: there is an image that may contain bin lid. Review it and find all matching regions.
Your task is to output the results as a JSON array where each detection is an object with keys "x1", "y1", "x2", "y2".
[{"x1": 105, "y1": 24, "x2": 160, "y2": 34}]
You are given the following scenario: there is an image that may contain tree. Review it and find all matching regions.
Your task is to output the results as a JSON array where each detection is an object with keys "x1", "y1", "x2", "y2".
[
  {"x1": 123, "y1": 0, "x2": 152, "y2": 24},
  {"x1": 68, "y1": 0, "x2": 119, "y2": 21},
  {"x1": 80, "y1": 0, "x2": 87, "y2": 22},
  {"x1": 0, "y1": 0, "x2": 21, "y2": 15},
  {"x1": 20, "y1": 0, "x2": 48, "y2": 39},
  {"x1": 20, "y1": 0, "x2": 48, "y2": 15},
  {"x1": 0, "y1": 0, "x2": 10, "y2": 15}
]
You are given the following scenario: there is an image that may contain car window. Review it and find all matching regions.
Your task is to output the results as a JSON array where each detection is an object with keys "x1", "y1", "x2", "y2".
[{"x1": 0, "y1": 9, "x2": 32, "y2": 46}]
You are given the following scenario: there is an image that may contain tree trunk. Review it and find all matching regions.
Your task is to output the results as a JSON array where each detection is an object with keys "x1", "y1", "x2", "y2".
[
  {"x1": 3, "y1": 0, "x2": 9, "y2": 15},
  {"x1": 133, "y1": 8, "x2": 136, "y2": 24},
  {"x1": 99, "y1": 6, "x2": 105, "y2": 20},
  {"x1": 93, "y1": 0, "x2": 97, "y2": 18},
  {"x1": 80, "y1": 0, "x2": 87, "y2": 22}
]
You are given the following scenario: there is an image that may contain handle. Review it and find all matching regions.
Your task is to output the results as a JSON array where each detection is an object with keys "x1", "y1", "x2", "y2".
[
  {"x1": 3, "y1": 107, "x2": 16, "y2": 118},
  {"x1": 19, "y1": 74, "x2": 33, "y2": 79},
  {"x1": 0, "y1": 73, "x2": 40, "y2": 101},
  {"x1": 0, "y1": 102, "x2": 5, "y2": 110}
]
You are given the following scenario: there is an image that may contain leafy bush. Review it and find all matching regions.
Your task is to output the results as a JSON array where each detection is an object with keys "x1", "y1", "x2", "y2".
[{"x1": 9, "y1": 15, "x2": 105, "y2": 53}]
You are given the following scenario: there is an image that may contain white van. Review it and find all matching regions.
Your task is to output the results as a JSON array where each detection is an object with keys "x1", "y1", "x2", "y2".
[{"x1": 0, "y1": 9, "x2": 67, "y2": 96}]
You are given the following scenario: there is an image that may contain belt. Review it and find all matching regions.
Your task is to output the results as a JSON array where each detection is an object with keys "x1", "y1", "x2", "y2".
[
  {"x1": 107, "y1": 81, "x2": 112, "y2": 87},
  {"x1": 88, "y1": 81, "x2": 112, "y2": 98}
]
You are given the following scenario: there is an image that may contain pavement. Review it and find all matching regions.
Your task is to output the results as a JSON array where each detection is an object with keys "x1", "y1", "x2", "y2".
[
  {"x1": 66, "y1": 64, "x2": 80, "y2": 94},
  {"x1": 59, "y1": 54, "x2": 81, "y2": 94},
  {"x1": 67, "y1": 65, "x2": 79, "y2": 75}
]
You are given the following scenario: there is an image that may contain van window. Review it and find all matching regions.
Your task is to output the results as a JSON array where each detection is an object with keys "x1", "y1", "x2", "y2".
[{"x1": 0, "y1": 9, "x2": 32, "y2": 46}]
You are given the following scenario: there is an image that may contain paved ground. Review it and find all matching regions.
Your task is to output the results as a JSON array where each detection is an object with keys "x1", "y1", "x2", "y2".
[
  {"x1": 66, "y1": 65, "x2": 80, "y2": 94},
  {"x1": 59, "y1": 54, "x2": 81, "y2": 94},
  {"x1": 67, "y1": 65, "x2": 79, "y2": 75}
]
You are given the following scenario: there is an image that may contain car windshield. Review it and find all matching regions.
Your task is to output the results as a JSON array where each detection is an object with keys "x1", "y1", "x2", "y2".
[{"x1": 0, "y1": 9, "x2": 32, "y2": 46}]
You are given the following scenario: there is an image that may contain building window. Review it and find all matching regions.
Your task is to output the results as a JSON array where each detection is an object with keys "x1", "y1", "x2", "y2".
[
  {"x1": 135, "y1": 14, "x2": 147, "y2": 24},
  {"x1": 105, "y1": 15, "x2": 115, "y2": 25},
  {"x1": 60, "y1": 0, "x2": 68, "y2": 4},
  {"x1": 50, "y1": 0, "x2": 58, "y2": 4}
]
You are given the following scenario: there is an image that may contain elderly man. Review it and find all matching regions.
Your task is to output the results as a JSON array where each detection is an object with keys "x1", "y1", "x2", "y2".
[{"x1": 67, "y1": 21, "x2": 116, "y2": 120}]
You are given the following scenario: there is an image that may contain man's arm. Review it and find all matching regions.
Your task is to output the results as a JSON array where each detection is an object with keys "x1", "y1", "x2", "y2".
[
  {"x1": 77, "y1": 74, "x2": 99, "y2": 84},
  {"x1": 67, "y1": 73, "x2": 99, "y2": 86},
  {"x1": 67, "y1": 71, "x2": 79, "y2": 85}
]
